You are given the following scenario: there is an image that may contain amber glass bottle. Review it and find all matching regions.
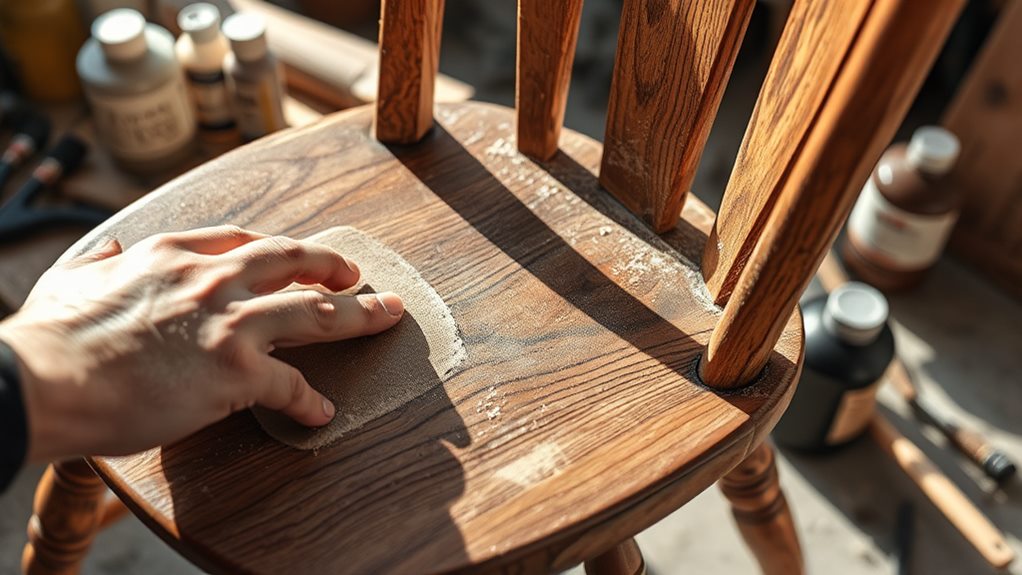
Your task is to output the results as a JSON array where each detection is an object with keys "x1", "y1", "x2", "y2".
[{"x1": 842, "y1": 126, "x2": 961, "y2": 291}]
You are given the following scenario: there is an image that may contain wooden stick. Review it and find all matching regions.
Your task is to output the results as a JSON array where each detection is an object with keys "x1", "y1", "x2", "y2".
[
  {"x1": 869, "y1": 414, "x2": 1015, "y2": 569},
  {"x1": 700, "y1": 0, "x2": 963, "y2": 388},
  {"x1": 515, "y1": 0, "x2": 584, "y2": 160},
  {"x1": 599, "y1": 0, "x2": 754, "y2": 232},
  {"x1": 702, "y1": 0, "x2": 873, "y2": 304},
  {"x1": 231, "y1": 0, "x2": 472, "y2": 110},
  {"x1": 375, "y1": 0, "x2": 445, "y2": 144}
]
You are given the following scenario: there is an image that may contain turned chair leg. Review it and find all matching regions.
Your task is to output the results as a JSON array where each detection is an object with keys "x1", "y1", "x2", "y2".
[
  {"x1": 584, "y1": 537, "x2": 646, "y2": 575},
  {"x1": 22, "y1": 459, "x2": 106, "y2": 575},
  {"x1": 719, "y1": 442, "x2": 804, "y2": 575}
]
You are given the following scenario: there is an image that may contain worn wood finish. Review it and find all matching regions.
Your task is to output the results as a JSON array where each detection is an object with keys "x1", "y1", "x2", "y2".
[
  {"x1": 22, "y1": 459, "x2": 106, "y2": 575},
  {"x1": 701, "y1": 0, "x2": 873, "y2": 304},
  {"x1": 583, "y1": 538, "x2": 645, "y2": 575},
  {"x1": 599, "y1": 0, "x2": 754, "y2": 232},
  {"x1": 943, "y1": 0, "x2": 1022, "y2": 301},
  {"x1": 869, "y1": 414, "x2": 1015, "y2": 569},
  {"x1": 54, "y1": 102, "x2": 803, "y2": 573},
  {"x1": 515, "y1": 0, "x2": 584, "y2": 160},
  {"x1": 375, "y1": 0, "x2": 445, "y2": 144},
  {"x1": 719, "y1": 442, "x2": 803, "y2": 575},
  {"x1": 700, "y1": 0, "x2": 965, "y2": 388}
]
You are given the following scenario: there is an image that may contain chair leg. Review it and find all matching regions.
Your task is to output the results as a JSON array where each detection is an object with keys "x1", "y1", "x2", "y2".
[
  {"x1": 22, "y1": 459, "x2": 106, "y2": 575},
  {"x1": 719, "y1": 442, "x2": 804, "y2": 575},
  {"x1": 583, "y1": 537, "x2": 646, "y2": 575}
]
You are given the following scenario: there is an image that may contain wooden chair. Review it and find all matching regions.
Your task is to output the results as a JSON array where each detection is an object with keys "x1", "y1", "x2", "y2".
[{"x1": 21, "y1": 0, "x2": 961, "y2": 573}]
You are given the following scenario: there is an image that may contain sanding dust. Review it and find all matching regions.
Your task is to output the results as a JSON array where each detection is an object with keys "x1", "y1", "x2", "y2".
[{"x1": 253, "y1": 226, "x2": 465, "y2": 450}]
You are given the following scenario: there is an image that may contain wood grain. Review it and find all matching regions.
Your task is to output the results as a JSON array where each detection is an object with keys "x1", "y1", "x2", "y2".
[
  {"x1": 943, "y1": 0, "x2": 1022, "y2": 301},
  {"x1": 701, "y1": 0, "x2": 873, "y2": 304},
  {"x1": 719, "y1": 442, "x2": 803, "y2": 575},
  {"x1": 583, "y1": 537, "x2": 645, "y2": 575},
  {"x1": 21, "y1": 459, "x2": 106, "y2": 575},
  {"x1": 515, "y1": 0, "x2": 584, "y2": 161},
  {"x1": 58, "y1": 102, "x2": 803, "y2": 574},
  {"x1": 599, "y1": 0, "x2": 754, "y2": 232},
  {"x1": 869, "y1": 414, "x2": 1015, "y2": 569},
  {"x1": 375, "y1": 0, "x2": 445, "y2": 144},
  {"x1": 700, "y1": 0, "x2": 964, "y2": 388}
]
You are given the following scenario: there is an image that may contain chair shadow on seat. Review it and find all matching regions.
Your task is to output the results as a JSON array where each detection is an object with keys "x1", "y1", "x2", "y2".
[
  {"x1": 158, "y1": 311, "x2": 474, "y2": 573},
  {"x1": 388, "y1": 125, "x2": 704, "y2": 379}
]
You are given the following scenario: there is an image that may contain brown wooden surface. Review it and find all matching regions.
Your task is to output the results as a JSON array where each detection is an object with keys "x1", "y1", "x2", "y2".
[
  {"x1": 869, "y1": 414, "x2": 1015, "y2": 569},
  {"x1": 702, "y1": 0, "x2": 873, "y2": 304},
  {"x1": 719, "y1": 442, "x2": 803, "y2": 575},
  {"x1": 22, "y1": 459, "x2": 107, "y2": 575},
  {"x1": 56, "y1": 101, "x2": 804, "y2": 574},
  {"x1": 700, "y1": 0, "x2": 964, "y2": 388},
  {"x1": 943, "y1": 0, "x2": 1022, "y2": 301},
  {"x1": 583, "y1": 537, "x2": 645, "y2": 575},
  {"x1": 375, "y1": 0, "x2": 445, "y2": 144},
  {"x1": 599, "y1": 0, "x2": 754, "y2": 232},
  {"x1": 515, "y1": 0, "x2": 584, "y2": 160}
]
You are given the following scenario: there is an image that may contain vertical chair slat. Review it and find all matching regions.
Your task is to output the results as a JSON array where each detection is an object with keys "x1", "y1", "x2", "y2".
[
  {"x1": 516, "y1": 0, "x2": 584, "y2": 160},
  {"x1": 600, "y1": 0, "x2": 755, "y2": 233},
  {"x1": 699, "y1": 0, "x2": 965, "y2": 389},
  {"x1": 375, "y1": 0, "x2": 445, "y2": 144},
  {"x1": 700, "y1": 0, "x2": 873, "y2": 305}
]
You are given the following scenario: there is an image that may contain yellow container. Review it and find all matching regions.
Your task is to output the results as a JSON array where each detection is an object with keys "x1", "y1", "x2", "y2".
[{"x1": 0, "y1": 0, "x2": 87, "y2": 102}]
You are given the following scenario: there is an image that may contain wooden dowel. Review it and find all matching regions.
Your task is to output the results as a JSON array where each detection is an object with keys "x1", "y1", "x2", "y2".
[
  {"x1": 515, "y1": 0, "x2": 584, "y2": 160},
  {"x1": 97, "y1": 495, "x2": 130, "y2": 531},
  {"x1": 702, "y1": 0, "x2": 873, "y2": 304},
  {"x1": 375, "y1": 0, "x2": 445, "y2": 144},
  {"x1": 700, "y1": 0, "x2": 964, "y2": 388},
  {"x1": 868, "y1": 414, "x2": 1015, "y2": 569},
  {"x1": 599, "y1": 0, "x2": 754, "y2": 232}
]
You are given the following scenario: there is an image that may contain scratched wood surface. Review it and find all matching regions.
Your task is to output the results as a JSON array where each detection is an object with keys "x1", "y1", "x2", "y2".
[
  {"x1": 700, "y1": 0, "x2": 964, "y2": 388},
  {"x1": 701, "y1": 0, "x2": 873, "y2": 305},
  {"x1": 599, "y1": 0, "x2": 754, "y2": 232},
  {"x1": 375, "y1": 0, "x2": 445, "y2": 144},
  {"x1": 63, "y1": 102, "x2": 802, "y2": 574},
  {"x1": 515, "y1": 0, "x2": 584, "y2": 160}
]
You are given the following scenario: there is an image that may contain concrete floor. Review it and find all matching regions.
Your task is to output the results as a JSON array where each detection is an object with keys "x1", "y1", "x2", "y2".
[{"x1": 2, "y1": 3, "x2": 1020, "y2": 574}]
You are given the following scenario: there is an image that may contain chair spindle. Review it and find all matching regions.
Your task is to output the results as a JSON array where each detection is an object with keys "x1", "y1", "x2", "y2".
[
  {"x1": 375, "y1": 0, "x2": 445, "y2": 144},
  {"x1": 516, "y1": 0, "x2": 584, "y2": 160},
  {"x1": 701, "y1": 0, "x2": 874, "y2": 305},
  {"x1": 699, "y1": 0, "x2": 965, "y2": 389},
  {"x1": 600, "y1": 0, "x2": 755, "y2": 233}
]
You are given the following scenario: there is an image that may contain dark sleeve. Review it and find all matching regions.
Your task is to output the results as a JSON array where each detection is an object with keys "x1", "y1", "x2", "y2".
[{"x1": 0, "y1": 339, "x2": 27, "y2": 493}]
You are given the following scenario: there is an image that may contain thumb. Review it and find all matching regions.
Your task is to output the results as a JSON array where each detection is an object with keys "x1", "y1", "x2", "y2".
[{"x1": 255, "y1": 357, "x2": 335, "y2": 428}]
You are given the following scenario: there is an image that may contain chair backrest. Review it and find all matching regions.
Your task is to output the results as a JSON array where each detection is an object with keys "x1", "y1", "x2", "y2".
[{"x1": 373, "y1": 0, "x2": 964, "y2": 389}]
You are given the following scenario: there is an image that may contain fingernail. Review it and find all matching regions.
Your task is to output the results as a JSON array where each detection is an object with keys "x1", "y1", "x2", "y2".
[
  {"x1": 317, "y1": 301, "x2": 335, "y2": 315},
  {"x1": 322, "y1": 397, "x2": 335, "y2": 419},
  {"x1": 343, "y1": 257, "x2": 360, "y2": 276},
  {"x1": 376, "y1": 292, "x2": 404, "y2": 317}
]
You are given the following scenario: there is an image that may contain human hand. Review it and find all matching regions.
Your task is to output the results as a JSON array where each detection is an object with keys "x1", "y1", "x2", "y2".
[{"x1": 0, "y1": 226, "x2": 404, "y2": 462}]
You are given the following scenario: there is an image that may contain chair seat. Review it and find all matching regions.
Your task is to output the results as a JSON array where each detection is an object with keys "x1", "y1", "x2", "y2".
[{"x1": 74, "y1": 101, "x2": 802, "y2": 574}]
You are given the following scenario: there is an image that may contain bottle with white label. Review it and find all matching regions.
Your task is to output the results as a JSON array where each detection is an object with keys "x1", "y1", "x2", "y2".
[
  {"x1": 222, "y1": 13, "x2": 286, "y2": 141},
  {"x1": 842, "y1": 126, "x2": 962, "y2": 291},
  {"x1": 77, "y1": 9, "x2": 195, "y2": 174},
  {"x1": 773, "y1": 282, "x2": 894, "y2": 451},
  {"x1": 175, "y1": 3, "x2": 238, "y2": 150}
]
